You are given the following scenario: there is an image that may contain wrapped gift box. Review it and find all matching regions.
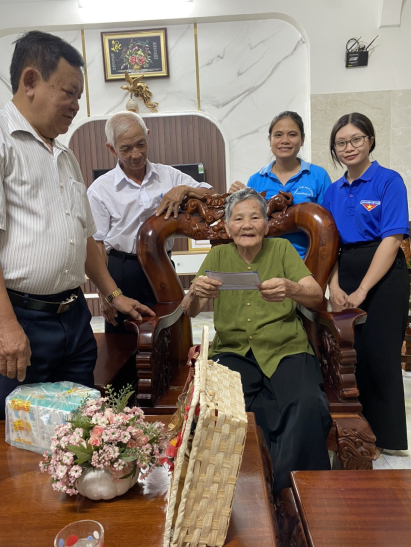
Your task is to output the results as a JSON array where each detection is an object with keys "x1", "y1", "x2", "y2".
[{"x1": 5, "y1": 382, "x2": 100, "y2": 454}]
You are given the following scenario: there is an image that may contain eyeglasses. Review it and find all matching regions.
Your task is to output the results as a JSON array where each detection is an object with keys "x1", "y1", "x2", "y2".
[{"x1": 334, "y1": 135, "x2": 370, "y2": 152}]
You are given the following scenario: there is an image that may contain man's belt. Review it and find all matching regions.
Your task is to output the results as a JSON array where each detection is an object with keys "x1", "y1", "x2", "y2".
[
  {"x1": 7, "y1": 288, "x2": 80, "y2": 314},
  {"x1": 109, "y1": 249, "x2": 138, "y2": 261},
  {"x1": 109, "y1": 249, "x2": 172, "y2": 260}
]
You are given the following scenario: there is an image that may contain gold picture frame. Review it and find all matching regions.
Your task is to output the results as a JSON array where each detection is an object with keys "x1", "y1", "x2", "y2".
[
  {"x1": 101, "y1": 29, "x2": 169, "y2": 81},
  {"x1": 188, "y1": 239, "x2": 211, "y2": 253}
]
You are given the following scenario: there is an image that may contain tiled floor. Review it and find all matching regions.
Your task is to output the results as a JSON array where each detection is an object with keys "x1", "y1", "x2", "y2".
[
  {"x1": 373, "y1": 372, "x2": 411, "y2": 470},
  {"x1": 91, "y1": 311, "x2": 411, "y2": 469},
  {"x1": 91, "y1": 312, "x2": 216, "y2": 340},
  {"x1": 90, "y1": 315, "x2": 105, "y2": 333}
]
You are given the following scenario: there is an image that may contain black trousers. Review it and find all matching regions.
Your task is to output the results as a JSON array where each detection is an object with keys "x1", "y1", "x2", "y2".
[
  {"x1": 213, "y1": 351, "x2": 332, "y2": 496},
  {"x1": 0, "y1": 290, "x2": 97, "y2": 420},
  {"x1": 339, "y1": 242, "x2": 409, "y2": 449},
  {"x1": 105, "y1": 252, "x2": 156, "y2": 333}
]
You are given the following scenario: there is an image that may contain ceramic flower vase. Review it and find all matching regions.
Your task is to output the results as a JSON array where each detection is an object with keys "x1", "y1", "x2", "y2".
[{"x1": 76, "y1": 468, "x2": 138, "y2": 500}]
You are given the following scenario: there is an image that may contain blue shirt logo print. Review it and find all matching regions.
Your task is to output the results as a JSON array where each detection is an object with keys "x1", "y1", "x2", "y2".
[{"x1": 294, "y1": 186, "x2": 314, "y2": 196}]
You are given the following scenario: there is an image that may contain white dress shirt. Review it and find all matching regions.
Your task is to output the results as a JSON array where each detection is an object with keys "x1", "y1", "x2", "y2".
[
  {"x1": 0, "y1": 101, "x2": 96, "y2": 294},
  {"x1": 88, "y1": 161, "x2": 211, "y2": 253}
]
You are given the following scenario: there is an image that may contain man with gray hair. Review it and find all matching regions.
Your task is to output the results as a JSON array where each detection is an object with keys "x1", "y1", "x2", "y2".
[
  {"x1": 87, "y1": 111, "x2": 214, "y2": 332},
  {"x1": 0, "y1": 32, "x2": 154, "y2": 419}
]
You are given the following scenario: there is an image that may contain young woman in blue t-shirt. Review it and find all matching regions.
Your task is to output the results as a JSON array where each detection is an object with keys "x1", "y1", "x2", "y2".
[
  {"x1": 322, "y1": 112, "x2": 410, "y2": 458},
  {"x1": 229, "y1": 111, "x2": 331, "y2": 258}
]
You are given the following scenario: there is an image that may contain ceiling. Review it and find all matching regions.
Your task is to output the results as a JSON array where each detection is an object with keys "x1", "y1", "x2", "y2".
[{"x1": 0, "y1": 0, "x2": 67, "y2": 4}]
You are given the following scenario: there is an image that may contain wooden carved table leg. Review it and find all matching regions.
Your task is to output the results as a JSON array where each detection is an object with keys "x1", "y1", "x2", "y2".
[
  {"x1": 255, "y1": 426, "x2": 281, "y2": 546},
  {"x1": 275, "y1": 488, "x2": 309, "y2": 547},
  {"x1": 334, "y1": 413, "x2": 377, "y2": 469}
]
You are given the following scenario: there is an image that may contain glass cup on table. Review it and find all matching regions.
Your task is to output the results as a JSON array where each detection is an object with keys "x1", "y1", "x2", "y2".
[{"x1": 54, "y1": 520, "x2": 104, "y2": 547}]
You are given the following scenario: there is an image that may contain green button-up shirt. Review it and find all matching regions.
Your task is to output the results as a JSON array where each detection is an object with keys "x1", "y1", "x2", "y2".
[{"x1": 195, "y1": 238, "x2": 314, "y2": 378}]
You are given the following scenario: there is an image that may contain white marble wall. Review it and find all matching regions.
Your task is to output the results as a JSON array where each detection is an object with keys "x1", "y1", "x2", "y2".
[
  {"x1": 196, "y1": 19, "x2": 309, "y2": 185},
  {"x1": 0, "y1": 20, "x2": 309, "y2": 188},
  {"x1": 391, "y1": 90, "x2": 411, "y2": 207},
  {"x1": 82, "y1": 25, "x2": 198, "y2": 119},
  {"x1": 311, "y1": 91, "x2": 411, "y2": 211}
]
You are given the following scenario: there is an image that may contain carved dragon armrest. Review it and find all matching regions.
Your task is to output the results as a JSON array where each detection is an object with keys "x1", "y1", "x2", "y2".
[
  {"x1": 124, "y1": 303, "x2": 184, "y2": 406},
  {"x1": 298, "y1": 298, "x2": 367, "y2": 400},
  {"x1": 124, "y1": 302, "x2": 183, "y2": 348}
]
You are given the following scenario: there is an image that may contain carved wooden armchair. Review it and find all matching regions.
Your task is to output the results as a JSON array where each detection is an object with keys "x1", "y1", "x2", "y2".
[{"x1": 125, "y1": 192, "x2": 377, "y2": 468}]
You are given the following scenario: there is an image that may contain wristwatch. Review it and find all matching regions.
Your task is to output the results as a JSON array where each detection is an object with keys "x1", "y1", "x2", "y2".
[{"x1": 105, "y1": 288, "x2": 123, "y2": 304}]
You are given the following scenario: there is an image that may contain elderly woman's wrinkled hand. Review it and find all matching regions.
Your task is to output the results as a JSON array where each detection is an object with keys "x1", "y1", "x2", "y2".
[
  {"x1": 192, "y1": 275, "x2": 222, "y2": 299},
  {"x1": 258, "y1": 278, "x2": 288, "y2": 302}
]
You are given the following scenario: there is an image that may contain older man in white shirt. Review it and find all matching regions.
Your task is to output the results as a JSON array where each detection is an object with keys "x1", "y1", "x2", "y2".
[
  {"x1": 87, "y1": 111, "x2": 214, "y2": 332},
  {"x1": 0, "y1": 31, "x2": 154, "y2": 419}
]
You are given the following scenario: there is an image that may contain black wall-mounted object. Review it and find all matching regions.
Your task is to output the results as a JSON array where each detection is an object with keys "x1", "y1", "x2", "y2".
[
  {"x1": 345, "y1": 35, "x2": 377, "y2": 69},
  {"x1": 345, "y1": 50, "x2": 369, "y2": 68}
]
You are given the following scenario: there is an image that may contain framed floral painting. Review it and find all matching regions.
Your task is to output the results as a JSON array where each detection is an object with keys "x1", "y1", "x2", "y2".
[
  {"x1": 101, "y1": 29, "x2": 169, "y2": 81},
  {"x1": 188, "y1": 239, "x2": 212, "y2": 253}
]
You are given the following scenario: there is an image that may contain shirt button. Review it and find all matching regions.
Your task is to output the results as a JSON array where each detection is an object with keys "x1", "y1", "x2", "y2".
[
  {"x1": 247, "y1": 266, "x2": 252, "y2": 270},
  {"x1": 60, "y1": 183, "x2": 63, "y2": 188},
  {"x1": 247, "y1": 302, "x2": 251, "y2": 306},
  {"x1": 66, "y1": 210, "x2": 70, "y2": 215},
  {"x1": 249, "y1": 335, "x2": 253, "y2": 340},
  {"x1": 70, "y1": 239, "x2": 74, "y2": 244},
  {"x1": 247, "y1": 318, "x2": 251, "y2": 322},
  {"x1": 349, "y1": 194, "x2": 353, "y2": 198},
  {"x1": 64, "y1": 269, "x2": 68, "y2": 274}
]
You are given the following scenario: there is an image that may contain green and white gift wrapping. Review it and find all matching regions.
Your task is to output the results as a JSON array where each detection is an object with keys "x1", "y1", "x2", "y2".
[{"x1": 5, "y1": 382, "x2": 100, "y2": 454}]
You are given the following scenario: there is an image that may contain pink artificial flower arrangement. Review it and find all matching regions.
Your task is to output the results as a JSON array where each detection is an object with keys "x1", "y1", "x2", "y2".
[{"x1": 40, "y1": 385, "x2": 166, "y2": 495}]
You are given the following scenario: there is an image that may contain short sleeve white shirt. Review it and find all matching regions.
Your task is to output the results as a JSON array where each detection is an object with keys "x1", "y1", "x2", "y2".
[
  {"x1": 0, "y1": 101, "x2": 96, "y2": 294},
  {"x1": 87, "y1": 161, "x2": 211, "y2": 253}
]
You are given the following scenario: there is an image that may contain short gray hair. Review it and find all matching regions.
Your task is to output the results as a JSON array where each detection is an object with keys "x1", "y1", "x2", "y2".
[
  {"x1": 225, "y1": 188, "x2": 267, "y2": 222},
  {"x1": 105, "y1": 111, "x2": 148, "y2": 147}
]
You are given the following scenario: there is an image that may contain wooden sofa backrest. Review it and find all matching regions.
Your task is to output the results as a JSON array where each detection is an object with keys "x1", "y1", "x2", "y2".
[{"x1": 137, "y1": 193, "x2": 340, "y2": 300}]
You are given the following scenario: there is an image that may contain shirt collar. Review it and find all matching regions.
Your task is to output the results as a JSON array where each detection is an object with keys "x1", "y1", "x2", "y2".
[
  {"x1": 339, "y1": 161, "x2": 379, "y2": 187},
  {"x1": 259, "y1": 159, "x2": 310, "y2": 177},
  {"x1": 299, "y1": 160, "x2": 311, "y2": 173},
  {"x1": 259, "y1": 161, "x2": 275, "y2": 175},
  {"x1": 145, "y1": 160, "x2": 161, "y2": 182},
  {"x1": 5, "y1": 100, "x2": 65, "y2": 150},
  {"x1": 114, "y1": 159, "x2": 160, "y2": 187}
]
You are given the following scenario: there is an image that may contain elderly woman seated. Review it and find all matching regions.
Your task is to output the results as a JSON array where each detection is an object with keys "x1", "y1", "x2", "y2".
[{"x1": 182, "y1": 188, "x2": 332, "y2": 495}]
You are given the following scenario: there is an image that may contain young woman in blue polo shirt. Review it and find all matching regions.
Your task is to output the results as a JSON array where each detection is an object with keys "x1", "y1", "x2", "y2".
[
  {"x1": 229, "y1": 111, "x2": 331, "y2": 258},
  {"x1": 322, "y1": 112, "x2": 409, "y2": 457}
]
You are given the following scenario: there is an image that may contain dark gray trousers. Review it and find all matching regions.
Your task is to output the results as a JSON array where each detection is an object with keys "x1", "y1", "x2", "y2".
[
  {"x1": 339, "y1": 242, "x2": 409, "y2": 449},
  {"x1": 213, "y1": 350, "x2": 332, "y2": 496}
]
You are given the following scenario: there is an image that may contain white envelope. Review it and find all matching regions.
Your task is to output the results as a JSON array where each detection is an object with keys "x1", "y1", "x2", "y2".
[{"x1": 206, "y1": 270, "x2": 261, "y2": 290}]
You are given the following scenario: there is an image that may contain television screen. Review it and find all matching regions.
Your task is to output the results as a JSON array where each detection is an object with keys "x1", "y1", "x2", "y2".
[
  {"x1": 172, "y1": 163, "x2": 205, "y2": 183},
  {"x1": 92, "y1": 163, "x2": 206, "y2": 183},
  {"x1": 92, "y1": 168, "x2": 111, "y2": 180}
]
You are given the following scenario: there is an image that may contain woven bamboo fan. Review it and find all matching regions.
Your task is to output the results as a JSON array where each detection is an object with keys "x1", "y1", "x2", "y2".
[{"x1": 164, "y1": 326, "x2": 248, "y2": 547}]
